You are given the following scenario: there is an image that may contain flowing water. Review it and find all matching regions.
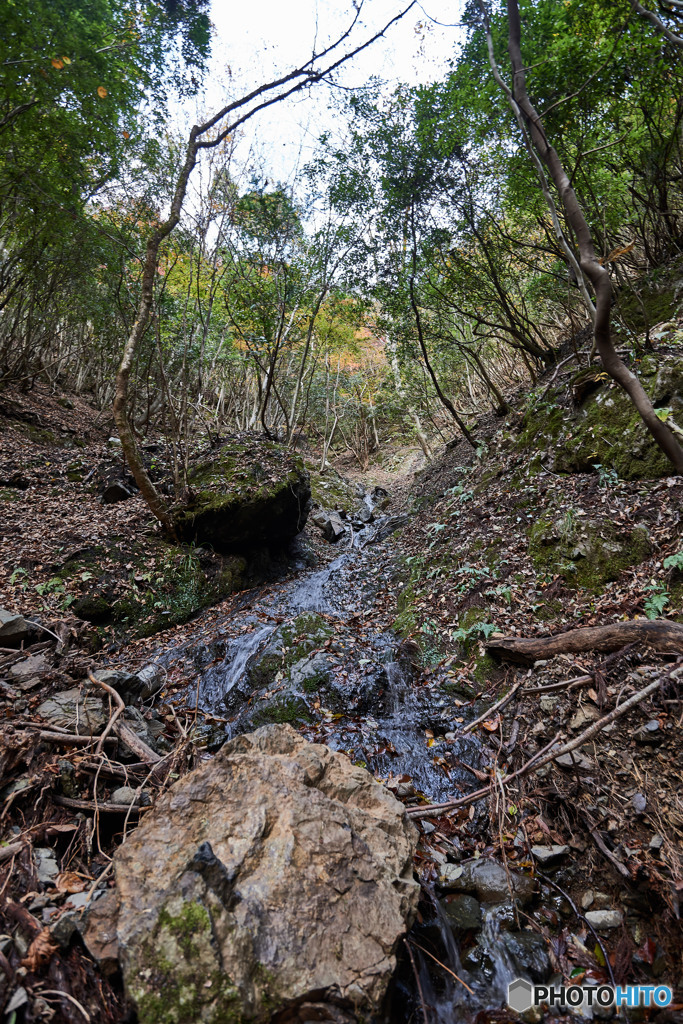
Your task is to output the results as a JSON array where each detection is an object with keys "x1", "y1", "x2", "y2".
[{"x1": 156, "y1": 489, "x2": 546, "y2": 1022}]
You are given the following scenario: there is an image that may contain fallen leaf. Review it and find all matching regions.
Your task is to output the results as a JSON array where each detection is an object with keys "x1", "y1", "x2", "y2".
[{"x1": 21, "y1": 928, "x2": 57, "y2": 972}]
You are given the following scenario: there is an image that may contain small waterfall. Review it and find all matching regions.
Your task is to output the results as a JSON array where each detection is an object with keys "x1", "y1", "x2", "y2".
[
  {"x1": 288, "y1": 553, "x2": 350, "y2": 613},
  {"x1": 384, "y1": 660, "x2": 409, "y2": 714},
  {"x1": 477, "y1": 904, "x2": 521, "y2": 1006},
  {"x1": 197, "y1": 623, "x2": 276, "y2": 711}
]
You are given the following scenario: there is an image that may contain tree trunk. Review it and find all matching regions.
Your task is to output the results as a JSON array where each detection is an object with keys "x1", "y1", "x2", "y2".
[
  {"x1": 487, "y1": 619, "x2": 683, "y2": 664},
  {"x1": 499, "y1": 0, "x2": 683, "y2": 474}
]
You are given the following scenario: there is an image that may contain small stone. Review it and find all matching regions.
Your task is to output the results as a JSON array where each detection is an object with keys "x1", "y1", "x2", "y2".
[
  {"x1": 421, "y1": 821, "x2": 436, "y2": 834},
  {"x1": 584, "y1": 909, "x2": 623, "y2": 930},
  {"x1": 649, "y1": 834, "x2": 664, "y2": 851},
  {"x1": 539, "y1": 696, "x2": 558, "y2": 713},
  {"x1": 0, "y1": 609, "x2": 31, "y2": 645},
  {"x1": 631, "y1": 793, "x2": 647, "y2": 813},
  {"x1": 49, "y1": 910, "x2": 79, "y2": 947},
  {"x1": 531, "y1": 844, "x2": 569, "y2": 864},
  {"x1": 9, "y1": 654, "x2": 49, "y2": 679},
  {"x1": 79, "y1": 889, "x2": 120, "y2": 976},
  {"x1": 581, "y1": 890, "x2": 594, "y2": 909},
  {"x1": 555, "y1": 751, "x2": 593, "y2": 770},
  {"x1": 533, "y1": 660, "x2": 548, "y2": 668},
  {"x1": 110, "y1": 786, "x2": 140, "y2": 805},
  {"x1": 569, "y1": 706, "x2": 599, "y2": 731},
  {"x1": 592, "y1": 892, "x2": 612, "y2": 909},
  {"x1": 34, "y1": 848, "x2": 59, "y2": 886}
]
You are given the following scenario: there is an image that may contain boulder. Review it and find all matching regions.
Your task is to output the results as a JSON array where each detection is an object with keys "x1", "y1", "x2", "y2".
[
  {"x1": 113, "y1": 724, "x2": 419, "y2": 1024},
  {"x1": 172, "y1": 436, "x2": 311, "y2": 553}
]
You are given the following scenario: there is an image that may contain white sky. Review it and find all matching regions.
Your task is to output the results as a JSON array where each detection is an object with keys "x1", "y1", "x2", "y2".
[{"x1": 181, "y1": 0, "x2": 465, "y2": 188}]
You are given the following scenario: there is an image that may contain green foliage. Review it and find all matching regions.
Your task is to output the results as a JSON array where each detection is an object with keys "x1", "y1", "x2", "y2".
[{"x1": 643, "y1": 583, "x2": 670, "y2": 619}]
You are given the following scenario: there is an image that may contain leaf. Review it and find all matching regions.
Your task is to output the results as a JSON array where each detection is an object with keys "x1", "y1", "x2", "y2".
[
  {"x1": 21, "y1": 927, "x2": 57, "y2": 972},
  {"x1": 97, "y1": 86, "x2": 108, "y2": 98},
  {"x1": 62, "y1": 56, "x2": 72, "y2": 64},
  {"x1": 481, "y1": 714, "x2": 500, "y2": 732},
  {"x1": 56, "y1": 870, "x2": 87, "y2": 894},
  {"x1": 51, "y1": 58, "x2": 64, "y2": 69}
]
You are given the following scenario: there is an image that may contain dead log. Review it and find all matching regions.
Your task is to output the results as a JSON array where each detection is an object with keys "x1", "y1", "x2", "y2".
[{"x1": 486, "y1": 619, "x2": 683, "y2": 665}]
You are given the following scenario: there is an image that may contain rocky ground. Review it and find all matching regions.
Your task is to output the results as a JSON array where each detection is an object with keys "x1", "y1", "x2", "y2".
[{"x1": 1, "y1": 348, "x2": 683, "y2": 1023}]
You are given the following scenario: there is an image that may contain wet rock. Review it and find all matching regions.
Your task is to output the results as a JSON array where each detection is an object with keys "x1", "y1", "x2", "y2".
[
  {"x1": 531, "y1": 844, "x2": 569, "y2": 865},
  {"x1": 502, "y1": 931, "x2": 550, "y2": 982},
  {"x1": 584, "y1": 909, "x2": 623, "y2": 930},
  {"x1": 312, "y1": 509, "x2": 346, "y2": 542},
  {"x1": 0, "y1": 609, "x2": 31, "y2": 646},
  {"x1": 442, "y1": 894, "x2": 481, "y2": 931},
  {"x1": 37, "y1": 687, "x2": 106, "y2": 735},
  {"x1": 114, "y1": 724, "x2": 419, "y2": 1024},
  {"x1": 172, "y1": 437, "x2": 311, "y2": 553},
  {"x1": 437, "y1": 858, "x2": 537, "y2": 905},
  {"x1": 554, "y1": 750, "x2": 594, "y2": 770}
]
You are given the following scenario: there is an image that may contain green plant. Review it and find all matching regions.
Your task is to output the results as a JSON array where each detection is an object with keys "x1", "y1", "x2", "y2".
[
  {"x1": 663, "y1": 550, "x2": 683, "y2": 572},
  {"x1": 592, "y1": 463, "x2": 619, "y2": 487},
  {"x1": 643, "y1": 582, "x2": 670, "y2": 619},
  {"x1": 9, "y1": 567, "x2": 27, "y2": 585}
]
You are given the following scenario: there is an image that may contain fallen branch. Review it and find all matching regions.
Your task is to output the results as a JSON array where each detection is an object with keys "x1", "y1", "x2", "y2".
[
  {"x1": 0, "y1": 841, "x2": 24, "y2": 863},
  {"x1": 88, "y1": 673, "x2": 161, "y2": 764},
  {"x1": 461, "y1": 681, "x2": 522, "y2": 734},
  {"x1": 408, "y1": 673, "x2": 662, "y2": 818},
  {"x1": 53, "y1": 795, "x2": 149, "y2": 815},
  {"x1": 583, "y1": 814, "x2": 631, "y2": 879},
  {"x1": 88, "y1": 673, "x2": 124, "y2": 756},
  {"x1": 487, "y1": 619, "x2": 683, "y2": 664}
]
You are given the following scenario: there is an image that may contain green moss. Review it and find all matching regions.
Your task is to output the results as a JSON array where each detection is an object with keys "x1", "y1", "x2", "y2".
[
  {"x1": 249, "y1": 695, "x2": 312, "y2": 728},
  {"x1": 309, "y1": 468, "x2": 357, "y2": 513},
  {"x1": 528, "y1": 512, "x2": 651, "y2": 593},
  {"x1": 0, "y1": 488, "x2": 20, "y2": 502},
  {"x1": 133, "y1": 902, "x2": 244, "y2": 1024},
  {"x1": 471, "y1": 652, "x2": 498, "y2": 685}
]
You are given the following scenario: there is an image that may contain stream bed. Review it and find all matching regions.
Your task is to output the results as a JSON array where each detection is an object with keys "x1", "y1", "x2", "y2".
[{"x1": 154, "y1": 491, "x2": 554, "y2": 1022}]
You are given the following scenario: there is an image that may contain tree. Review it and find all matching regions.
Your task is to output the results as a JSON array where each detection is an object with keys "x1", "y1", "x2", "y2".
[
  {"x1": 479, "y1": 0, "x2": 683, "y2": 474},
  {"x1": 112, "y1": 2, "x2": 418, "y2": 533}
]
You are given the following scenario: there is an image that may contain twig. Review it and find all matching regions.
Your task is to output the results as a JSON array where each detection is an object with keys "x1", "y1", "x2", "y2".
[
  {"x1": 408, "y1": 938, "x2": 474, "y2": 994},
  {"x1": 0, "y1": 841, "x2": 24, "y2": 863},
  {"x1": 461, "y1": 681, "x2": 522, "y2": 734},
  {"x1": 582, "y1": 814, "x2": 630, "y2": 879},
  {"x1": 88, "y1": 672, "x2": 125, "y2": 756},
  {"x1": 404, "y1": 938, "x2": 429, "y2": 1024},
  {"x1": 53, "y1": 795, "x2": 149, "y2": 815},
  {"x1": 23, "y1": 619, "x2": 62, "y2": 643},
  {"x1": 536, "y1": 872, "x2": 616, "y2": 988},
  {"x1": 40, "y1": 990, "x2": 91, "y2": 1022},
  {"x1": 522, "y1": 674, "x2": 592, "y2": 696}
]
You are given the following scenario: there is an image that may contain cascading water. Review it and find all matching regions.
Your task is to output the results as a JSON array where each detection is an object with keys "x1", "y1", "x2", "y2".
[{"x1": 196, "y1": 623, "x2": 276, "y2": 711}]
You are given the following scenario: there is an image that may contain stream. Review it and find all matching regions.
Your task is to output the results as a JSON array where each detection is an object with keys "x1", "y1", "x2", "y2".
[{"x1": 155, "y1": 488, "x2": 552, "y2": 1023}]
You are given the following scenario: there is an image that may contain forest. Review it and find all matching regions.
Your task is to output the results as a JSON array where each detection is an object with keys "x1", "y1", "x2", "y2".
[{"x1": 0, "y1": 1, "x2": 682, "y2": 1022}]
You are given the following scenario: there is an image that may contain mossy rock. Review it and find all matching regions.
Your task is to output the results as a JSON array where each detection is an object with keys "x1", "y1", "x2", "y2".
[
  {"x1": 555, "y1": 354, "x2": 683, "y2": 480},
  {"x1": 528, "y1": 512, "x2": 651, "y2": 592},
  {"x1": 247, "y1": 694, "x2": 312, "y2": 729},
  {"x1": 309, "y1": 468, "x2": 358, "y2": 514},
  {"x1": 173, "y1": 436, "x2": 311, "y2": 553},
  {"x1": 61, "y1": 542, "x2": 247, "y2": 640}
]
